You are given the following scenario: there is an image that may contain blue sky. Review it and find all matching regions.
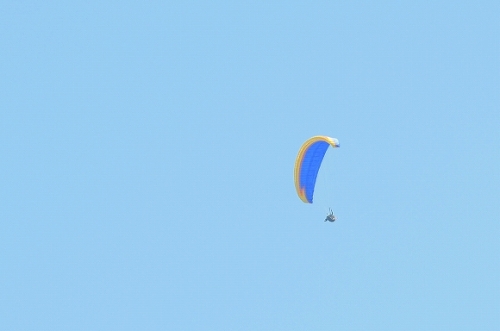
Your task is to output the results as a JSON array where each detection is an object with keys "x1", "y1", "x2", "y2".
[{"x1": 1, "y1": 1, "x2": 499, "y2": 330}]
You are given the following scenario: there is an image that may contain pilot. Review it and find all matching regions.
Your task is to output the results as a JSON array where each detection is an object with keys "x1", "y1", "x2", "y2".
[{"x1": 325, "y1": 209, "x2": 337, "y2": 222}]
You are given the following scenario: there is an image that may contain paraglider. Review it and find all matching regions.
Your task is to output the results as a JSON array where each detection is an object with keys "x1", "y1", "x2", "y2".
[{"x1": 294, "y1": 135, "x2": 339, "y2": 222}]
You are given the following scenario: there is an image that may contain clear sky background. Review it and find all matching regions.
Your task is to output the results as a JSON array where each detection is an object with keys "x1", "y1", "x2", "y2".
[{"x1": 1, "y1": 1, "x2": 499, "y2": 330}]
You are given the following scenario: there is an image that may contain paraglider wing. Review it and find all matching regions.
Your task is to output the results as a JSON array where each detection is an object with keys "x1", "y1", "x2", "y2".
[{"x1": 294, "y1": 136, "x2": 339, "y2": 203}]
